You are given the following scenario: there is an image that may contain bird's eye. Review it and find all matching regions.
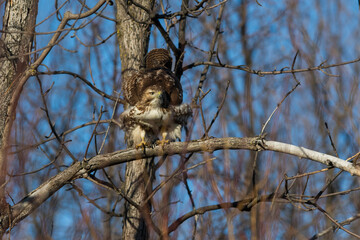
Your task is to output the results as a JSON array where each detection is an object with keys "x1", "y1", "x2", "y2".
[{"x1": 149, "y1": 91, "x2": 155, "y2": 95}]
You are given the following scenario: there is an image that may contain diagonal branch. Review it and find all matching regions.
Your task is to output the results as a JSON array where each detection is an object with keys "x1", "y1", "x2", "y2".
[
  {"x1": 5, "y1": 137, "x2": 360, "y2": 234},
  {"x1": 167, "y1": 193, "x2": 276, "y2": 235},
  {"x1": 192, "y1": 1, "x2": 226, "y2": 104},
  {"x1": 36, "y1": 71, "x2": 124, "y2": 102}
]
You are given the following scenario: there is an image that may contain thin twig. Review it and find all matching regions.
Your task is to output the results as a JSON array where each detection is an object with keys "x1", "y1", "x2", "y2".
[
  {"x1": 205, "y1": 79, "x2": 230, "y2": 136},
  {"x1": 310, "y1": 202, "x2": 360, "y2": 239},
  {"x1": 183, "y1": 57, "x2": 360, "y2": 76},
  {"x1": 36, "y1": 76, "x2": 78, "y2": 163},
  {"x1": 313, "y1": 123, "x2": 343, "y2": 201},
  {"x1": 10, "y1": 119, "x2": 121, "y2": 154},
  {"x1": 70, "y1": 183, "x2": 122, "y2": 217},
  {"x1": 325, "y1": 122, "x2": 339, "y2": 157},
  {"x1": 309, "y1": 213, "x2": 360, "y2": 240},
  {"x1": 99, "y1": 93, "x2": 120, "y2": 154},
  {"x1": 192, "y1": 1, "x2": 226, "y2": 104},
  {"x1": 84, "y1": 106, "x2": 104, "y2": 160},
  {"x1": 260, "y1": 81, "x2": 300, "y2": 135},
  {"x1": 37, "y1": 71, "x2": 123, "y2": 103},
  {"x1": 8, "y1": 143, "x2": 63, "y2": 177},
  {"x1": 167, "y1": 193, "x2": 276, "y2": 235}
]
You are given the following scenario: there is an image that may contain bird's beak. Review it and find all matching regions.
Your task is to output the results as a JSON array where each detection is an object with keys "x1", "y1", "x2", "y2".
[{"x1": 156, "y1": 91, "x2": 163, "y2": 98}]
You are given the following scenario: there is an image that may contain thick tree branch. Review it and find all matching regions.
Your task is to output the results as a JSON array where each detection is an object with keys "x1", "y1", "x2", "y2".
[
  {"x1": 264, "y1": 141, "x2": 360, "y2": 176},
  {"x1": 4, "y1": 137, "x2": 359, "y2": 233},
  {"x1": 1, "y1": 136, "x2": 359, "y2": 235}
]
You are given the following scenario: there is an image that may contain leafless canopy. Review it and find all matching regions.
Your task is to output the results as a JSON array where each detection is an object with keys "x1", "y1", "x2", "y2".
[{"x1": 1, "y1": 0, "x2": 360, "y2": 239}]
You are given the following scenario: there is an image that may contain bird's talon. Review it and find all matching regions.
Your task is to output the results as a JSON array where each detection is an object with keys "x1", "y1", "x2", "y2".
[
  {"x1": 156, "y1": 139, "x2": 169, "y2": 147},
  {"x1": 135, "y1": 140, "x2": 150, "y2": 149}
]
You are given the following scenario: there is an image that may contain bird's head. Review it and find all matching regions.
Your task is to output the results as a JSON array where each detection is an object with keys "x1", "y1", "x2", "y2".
[{"x1": 141, "y1": 86, "x2": 170, "y2": 108}]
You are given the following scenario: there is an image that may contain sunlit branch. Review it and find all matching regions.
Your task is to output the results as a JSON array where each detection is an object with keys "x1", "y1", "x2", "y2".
[{"x1": 7, "y1": 137, "x2": 360, "y2": 233}]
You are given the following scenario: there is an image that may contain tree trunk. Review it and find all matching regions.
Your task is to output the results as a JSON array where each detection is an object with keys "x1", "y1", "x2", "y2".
[
  {"x1": 0, "y1": 0, "x2": 38, "y2": 234},
  {"x1": 115, "y1": 1, "x2": 154, "y2": 239}
]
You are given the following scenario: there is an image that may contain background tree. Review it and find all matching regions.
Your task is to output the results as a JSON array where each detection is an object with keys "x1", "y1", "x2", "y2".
[
  {"x1": 0, "y1": 0, "x2": 38, "y2": 232},
  {"x1": 1, "y1": 0, "x2": 360, "y2": 239}
]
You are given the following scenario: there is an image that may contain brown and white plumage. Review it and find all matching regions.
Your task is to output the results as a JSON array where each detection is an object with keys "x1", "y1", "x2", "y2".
[
  {"x1": 145, "y1": 48, "x2": 173, "y2": 70},
  {"x1": 122, "y1": 68, "x2": 183, "y2": 107},
  {"x1": 119, "y1": 85, "x2": 192, "y2": 147},
  {"x1": 120, "y1": 49, "x2": 191, "y2": 148},
  {"x1": 122, "y1": 48, "x2": 182, "y2": 107}
]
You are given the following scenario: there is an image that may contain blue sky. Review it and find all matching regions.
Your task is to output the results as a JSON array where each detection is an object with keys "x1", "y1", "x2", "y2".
[{"x1": 3, "y1": 0, "x2": 360, "y2": 238}]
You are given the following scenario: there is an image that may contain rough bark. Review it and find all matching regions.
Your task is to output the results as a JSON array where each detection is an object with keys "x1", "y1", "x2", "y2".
[
  {"x1": 0, "y1": 0, "x2": 38, "y2": 234},
  {"x1": 5, "y1": 137, "x2": 359, "y2": 232},
  {"x1": 116, "y1": 0, "x2": 153, "y2": 76},
  {"x1": 115, "y1": 1, "x2": 155, "y2": 239},
  {"x1": 0, "y1": 135, "x2": 355, "y2": 236}
]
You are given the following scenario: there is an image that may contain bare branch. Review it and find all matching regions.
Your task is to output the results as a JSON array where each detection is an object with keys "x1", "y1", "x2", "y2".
[
  {"x1": 310, "y1": 213, "x2": 360, "y2": 240},
  {"x1": 167, "y1": 193, "x2": 276, "y2": 235},
  {"x1": 183, "y1": 57, "x2": 360, "y2": 76},
  {"x1": 5, "y1": 136, "x2": 360, "y2": 234},
  {"x1": 37, "y1": 76, "x2": 78, "y2": 164},
  {"x1": 310, "y1": 202, "x2": 360, "y2": 239},
  {"x1": 37, "y1": 71, "x2": 124, "y2": 103},
  {"x1": 192, "y1": 1, "x2": 226, "y2": 104}
]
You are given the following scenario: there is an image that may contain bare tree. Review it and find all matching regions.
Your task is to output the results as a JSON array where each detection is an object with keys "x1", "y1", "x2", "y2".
[{"x1": 1, "y1": 0, "x2": 360, "y2": 239}]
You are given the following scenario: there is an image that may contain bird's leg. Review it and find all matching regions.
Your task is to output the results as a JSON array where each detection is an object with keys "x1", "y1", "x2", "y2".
[
  {"x1": 156, "y1": 131, "x2": 169, "y2": 147},
  {"x1": 135, "y1": 131, "x2": 150, "y2": 149}
]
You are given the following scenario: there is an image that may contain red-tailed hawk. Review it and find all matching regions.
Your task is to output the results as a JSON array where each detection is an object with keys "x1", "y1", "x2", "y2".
[
  {"x1": 122, "y1": 49, "x2": 183, "y2": 107},
  {"x1": 120, "y1": 49, "x2": 191, "y2": 148}
]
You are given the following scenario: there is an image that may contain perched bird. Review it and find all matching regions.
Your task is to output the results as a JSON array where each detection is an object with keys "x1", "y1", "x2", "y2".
[
  {"x1": 119, "y1": 85, "x2": 192, "y2": 148},
  {"x1": 120, "y1": 48, "x2": 191, "y2": 148},
  {"x1": 122, "y1": 49, "x2": 183, "y2": 107}
]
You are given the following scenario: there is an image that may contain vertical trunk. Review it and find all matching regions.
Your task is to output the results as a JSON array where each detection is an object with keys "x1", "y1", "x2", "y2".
[
  {"x1": 0, "y1": 0, "x2": 38, "y2": 234},
  {"x1": 116, "y1": 0, "x2": 153, "y2": 76},
  {"x1": 115, "y1": 1, "x2": 154, "y2": 239}
]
